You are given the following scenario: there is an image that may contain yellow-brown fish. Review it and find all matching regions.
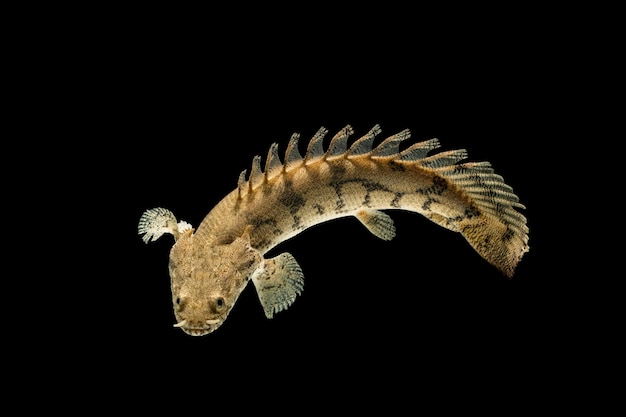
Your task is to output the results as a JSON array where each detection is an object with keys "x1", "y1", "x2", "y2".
[{"x1": 138, "y1": 124, "x2": 529, "y2": 336}]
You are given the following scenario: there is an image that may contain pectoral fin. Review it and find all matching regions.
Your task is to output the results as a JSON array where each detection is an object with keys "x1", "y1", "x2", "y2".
[
  {"x1": 251, "y1": 253, "x2": 304, "y2": 319},
  {"x1": 354, "y1": 209, "x2": 396, "y2": 241},
  {"x1": 138, "y1": 207, "x2": 192, "y2": 243}
]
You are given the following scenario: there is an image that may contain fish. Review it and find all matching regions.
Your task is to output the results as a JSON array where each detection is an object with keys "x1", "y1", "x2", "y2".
[{"x1": 138, "y1": 124, "x2": 529, "y2": 336}]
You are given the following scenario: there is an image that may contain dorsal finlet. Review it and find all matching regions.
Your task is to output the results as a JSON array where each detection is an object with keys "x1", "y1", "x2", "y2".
[
  {"x1": 347, "y1": 124, "x2": 382, "y2": 157},
  {"x1": 399, "y1": 138, "x2": 441, "y2": 161},
  {"x1": 284, "y1": 133, "x2": 303, "y2": 171},
  {"x1": 417, "y1": 149, "x2": 469, "y2": 169},
  {"x1": 265, "y1": 142, "x2": 283, "y2": 181},
  {"x1": 372, "y1": 128, "x2": 411, "y2": 157},
  {"x1": 248, "y1": 155, "x2": 263, "y2": 190},
  {"x1": 326, "y1": 124, "x2": 354, "y2": 159},
  {"x1": 237, "y1": 169, "x2": 247, "y2": 199},
  {"x1": 304, "y1": 126, "x2": 328, "y2": 164}
]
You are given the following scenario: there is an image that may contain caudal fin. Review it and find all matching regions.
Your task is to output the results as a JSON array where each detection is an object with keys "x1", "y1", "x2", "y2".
[
  {"x1": 457, "y1": 213, "x2": 529, "y2": 278},
  {"x1": 432, "y1": 160, "x2": 529, "y2": 277}
]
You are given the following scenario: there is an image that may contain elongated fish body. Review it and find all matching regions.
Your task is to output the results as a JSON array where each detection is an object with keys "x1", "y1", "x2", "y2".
[{"x1": 138, "y1": 125, "x2": 529, "y2": 336}]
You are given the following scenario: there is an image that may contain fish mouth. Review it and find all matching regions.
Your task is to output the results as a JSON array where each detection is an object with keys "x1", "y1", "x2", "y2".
[
  {"x1": 183, "y1": 328, "x2": 211, "y2": 336},
  {"x1": 173, "y1": 318, "x2": 220, "y2": 336}
]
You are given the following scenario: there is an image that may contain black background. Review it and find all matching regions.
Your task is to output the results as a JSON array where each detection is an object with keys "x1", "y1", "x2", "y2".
[
  {"x1": 23, "y1": 6, "x2": 609, "y2": 411},
  {"x1": 118, "y1": 56, "x2": 559, "y2": 386}
]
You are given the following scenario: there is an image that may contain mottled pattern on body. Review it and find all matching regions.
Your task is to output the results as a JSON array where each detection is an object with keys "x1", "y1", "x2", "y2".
[{"x1": 138, "y1": 124, "x2": 529, "y2": 336}]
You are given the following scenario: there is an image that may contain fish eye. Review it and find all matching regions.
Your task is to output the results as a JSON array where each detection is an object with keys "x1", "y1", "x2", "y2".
[{"x1": 175, "y1": 296, "x2": 187, "y2": 311}]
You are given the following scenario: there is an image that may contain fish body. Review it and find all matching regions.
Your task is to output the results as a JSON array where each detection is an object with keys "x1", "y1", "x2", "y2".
[{"x1": 138, "y1": 125, "x2": 529, "y2": 336}]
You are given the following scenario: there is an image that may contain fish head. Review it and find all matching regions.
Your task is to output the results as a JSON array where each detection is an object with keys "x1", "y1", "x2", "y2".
[{"x1": 168, "y1": 229, "x2": 262, "y2": 336}]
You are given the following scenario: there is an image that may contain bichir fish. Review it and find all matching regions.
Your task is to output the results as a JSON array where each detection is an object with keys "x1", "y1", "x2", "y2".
[{"x1": 138, "y1": 124, "x2": 529, "y2": 336}]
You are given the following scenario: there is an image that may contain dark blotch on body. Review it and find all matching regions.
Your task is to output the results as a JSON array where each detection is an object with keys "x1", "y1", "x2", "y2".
[
  {"x1": 417, "y1": 175, "x2": 448, "y2": 196},
  {"x1": 388, "y1": 160, "x2": 406, "y2": 172},
  {"x1": 313, "y1": 203, "x2": 325, "y2": 215},
  {"x1": 391, "y1": 192, "x2": 404, "y2": 208},
  {"x1": 280, "y1": 190, "x2": 306, "y2": 215}
]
